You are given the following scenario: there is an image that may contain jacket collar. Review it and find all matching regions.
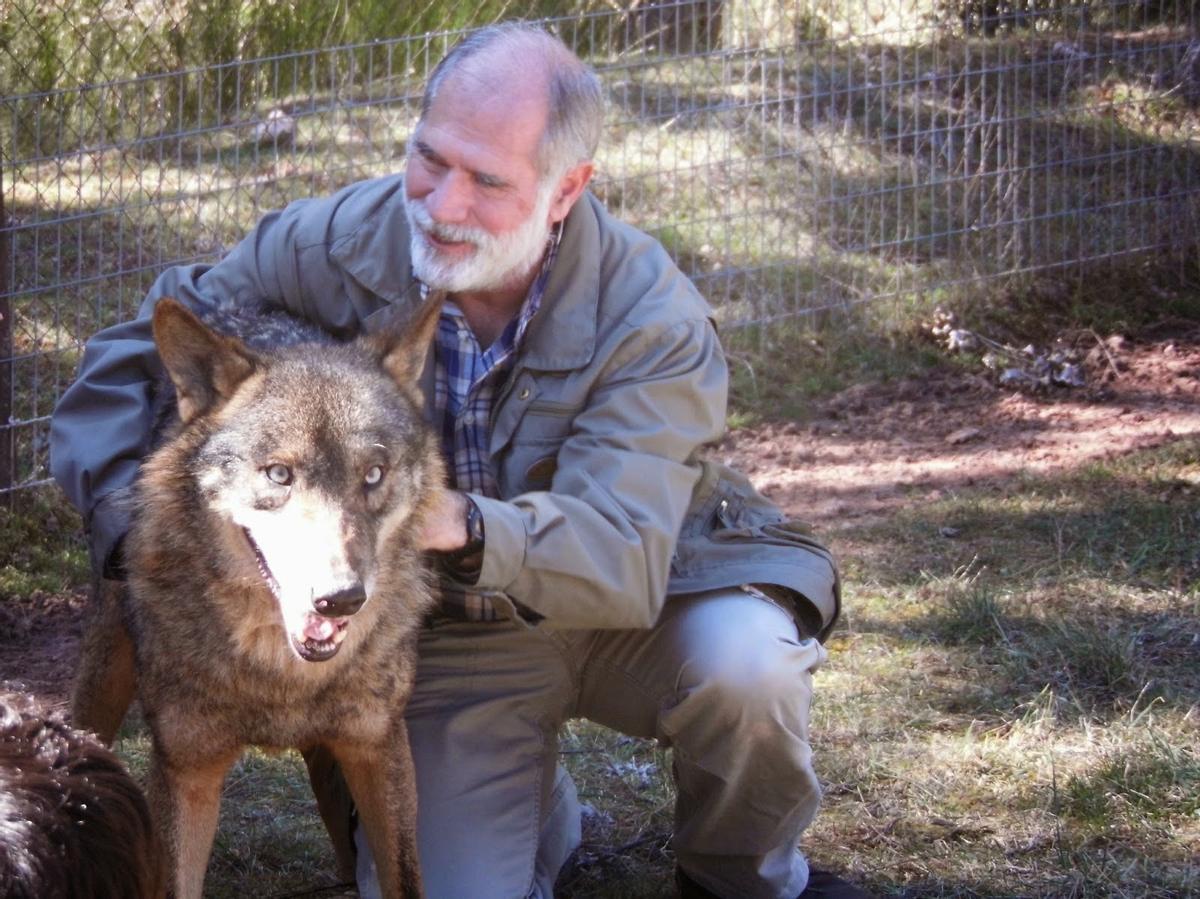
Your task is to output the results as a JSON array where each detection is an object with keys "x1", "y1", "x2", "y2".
[
  {"x1": 333, "y1": 175, "x2": 600, "y2": 372},
  {"x1": 328, "y1": 174, "x2": 416, "y2": 306},
  {"x1": 516, "y1": 192, "x2": 601, "y2": 371}
]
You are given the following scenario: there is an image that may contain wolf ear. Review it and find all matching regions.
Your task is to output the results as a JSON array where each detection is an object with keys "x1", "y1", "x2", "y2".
[
  {"x1": 372, "y1": 289, "x2": 445, "y2": 393},
  {"x1": 152, "y1": 298, "x2": 258, "y2": 425}
]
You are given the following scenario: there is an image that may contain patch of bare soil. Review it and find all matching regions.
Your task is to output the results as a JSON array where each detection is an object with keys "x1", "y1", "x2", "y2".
[
  {"x1": 0, "y1": 587, "x2": 89, "y2": 707},
  {"x1": 4, "y1": 336, "x2": 1199, "y2": 708},
  {"x1": 717, "y1": 335, "x2": 1200, "y2": 530}
]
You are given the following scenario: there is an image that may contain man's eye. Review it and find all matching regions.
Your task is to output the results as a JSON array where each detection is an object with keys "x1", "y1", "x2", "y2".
[{"x1": 418, "y1": 148, "x2": 446, "y2": 169}]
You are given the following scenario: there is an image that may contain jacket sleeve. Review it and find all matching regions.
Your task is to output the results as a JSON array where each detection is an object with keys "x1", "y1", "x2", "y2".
[
  {"x1": 471, "y1": 316, "x2": 728, "y2": 630},
  {"x1": 48, "y1": 197, "x2": 341, "y2": 575}
]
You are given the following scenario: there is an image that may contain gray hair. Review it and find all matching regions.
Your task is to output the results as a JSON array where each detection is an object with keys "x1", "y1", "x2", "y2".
[{"x1": 420, "y1": 22, "x2": 604, "y2": 178}]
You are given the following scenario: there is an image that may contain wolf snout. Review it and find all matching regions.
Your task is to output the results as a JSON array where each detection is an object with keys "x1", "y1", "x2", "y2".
[{"x1": 313, "y1": 585, "x2": 366, "y2": 617}]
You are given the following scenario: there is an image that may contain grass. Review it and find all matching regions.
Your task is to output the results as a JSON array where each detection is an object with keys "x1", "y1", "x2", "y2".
[
  {"x1": 723, "y1": 315, "x2": 954, "y2": 426},
  {"x1": 0, "y1": 490, "x2": 88, "y2": 597},
  {"x1": 808, "y1": 435, "x2": 1200, "y2": 896},
  {"x1": 558, "y1": 723, "x2": 677, "y2": 898},
  {"x1": 115, "y1": 723, "x2": 353, "y2": 898}
]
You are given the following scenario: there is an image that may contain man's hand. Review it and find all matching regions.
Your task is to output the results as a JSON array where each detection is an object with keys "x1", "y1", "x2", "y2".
[{"x1": 419, "y1": 488, "x2": 471, "y2": 552}]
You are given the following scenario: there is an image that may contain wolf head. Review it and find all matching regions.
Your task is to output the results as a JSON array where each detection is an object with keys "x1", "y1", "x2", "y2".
[{"x1": 144, "y1": 294, "x2": 445, "y2": 664}]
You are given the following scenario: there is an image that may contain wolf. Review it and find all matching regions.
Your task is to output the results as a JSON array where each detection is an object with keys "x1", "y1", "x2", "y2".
[{"x1": 70, "y1": 291, "x2": 446, "y2": 898}]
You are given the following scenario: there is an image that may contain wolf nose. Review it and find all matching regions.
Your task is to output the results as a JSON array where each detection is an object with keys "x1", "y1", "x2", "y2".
[{"x1": 313, "y1": 585, "x2": 366, "y2": 617}]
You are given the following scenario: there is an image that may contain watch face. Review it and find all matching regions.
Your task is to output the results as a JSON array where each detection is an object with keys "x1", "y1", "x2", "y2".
[{"x1": 465, "y1": 500, "x2": 485, "y2": 547}]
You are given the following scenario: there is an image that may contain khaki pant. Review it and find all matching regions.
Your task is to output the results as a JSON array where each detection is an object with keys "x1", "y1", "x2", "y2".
[{"x1": 356, "y1": 587, "x2": 828, "y2": 899}]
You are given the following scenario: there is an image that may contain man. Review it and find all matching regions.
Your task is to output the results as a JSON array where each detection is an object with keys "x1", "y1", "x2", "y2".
[{"x1": 50, "y1": 22, "x2": 865, "y2": 899}]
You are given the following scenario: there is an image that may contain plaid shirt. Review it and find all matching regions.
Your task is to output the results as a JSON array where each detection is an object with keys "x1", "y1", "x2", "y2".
[{"x1": 427, "y1": 224, "x2": 562, "y2": 620}]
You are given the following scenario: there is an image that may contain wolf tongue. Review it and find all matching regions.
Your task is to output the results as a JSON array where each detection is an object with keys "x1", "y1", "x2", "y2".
[{"x1": 303, "y1": 614, "x2": 338, "y2": 642}]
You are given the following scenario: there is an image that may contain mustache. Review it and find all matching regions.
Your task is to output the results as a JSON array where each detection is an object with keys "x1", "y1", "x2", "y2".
[{"x1": 406, "y1": 201, "x2": 487, "y2": 247}]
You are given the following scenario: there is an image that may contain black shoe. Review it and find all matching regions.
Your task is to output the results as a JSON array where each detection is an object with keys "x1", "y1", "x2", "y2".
[{"x1": 677, "y1": 865, "x2": 873, "y2": 899}]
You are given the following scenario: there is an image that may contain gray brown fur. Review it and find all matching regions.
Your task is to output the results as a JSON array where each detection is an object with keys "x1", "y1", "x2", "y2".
[
  {"x1": 71, "y1": 293, "x2": 446, "y2": 898},
  {"x1": 146, "y1": 304, "x2": 332, "y2": 446}
]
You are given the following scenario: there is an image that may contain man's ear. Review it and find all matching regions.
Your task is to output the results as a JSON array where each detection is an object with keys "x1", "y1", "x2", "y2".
[
  {"x1": 373, "y1": 289, "x2": 446, "y2": 397},
  {"x1": 547, "y1": 160, "x2": 594, "y2": 224},
  {"x1": 152, "y1": 298, "x2": 258, "y2": 425}
]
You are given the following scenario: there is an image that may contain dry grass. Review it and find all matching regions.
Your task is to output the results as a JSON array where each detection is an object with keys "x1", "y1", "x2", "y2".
[{"x1": 805, "y1": 439, "x2": 1200, "y2": 897}]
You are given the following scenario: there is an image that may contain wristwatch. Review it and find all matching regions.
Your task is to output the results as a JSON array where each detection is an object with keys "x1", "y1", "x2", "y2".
[{"x1": 459, "y1": 497, "x2": 485, "y2": 557}]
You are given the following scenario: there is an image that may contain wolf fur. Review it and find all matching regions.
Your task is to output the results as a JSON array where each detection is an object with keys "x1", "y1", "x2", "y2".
[{"x1": 71, "y1": 293, "x2": 446, "y2": 898}]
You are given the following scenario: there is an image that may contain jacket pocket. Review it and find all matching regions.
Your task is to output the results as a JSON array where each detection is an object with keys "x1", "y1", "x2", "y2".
[{"x1": 669, "y1": 460, "x2": 840, "y2": 640}]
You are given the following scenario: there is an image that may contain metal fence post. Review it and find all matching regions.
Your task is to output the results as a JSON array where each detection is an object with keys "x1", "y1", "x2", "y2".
[{"x1": 0, "y1": 154, "x2": 12, "y2": 499}]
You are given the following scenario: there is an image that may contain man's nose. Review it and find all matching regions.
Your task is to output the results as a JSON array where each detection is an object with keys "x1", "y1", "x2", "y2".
[{"x1": 424, "y1": 170, "x2": 471, "y2": 224}]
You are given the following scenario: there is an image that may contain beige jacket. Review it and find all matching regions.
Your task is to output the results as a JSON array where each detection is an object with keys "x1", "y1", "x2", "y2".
[{"x1": 50, "y1": 175, "x2": 839, "y2": 637}]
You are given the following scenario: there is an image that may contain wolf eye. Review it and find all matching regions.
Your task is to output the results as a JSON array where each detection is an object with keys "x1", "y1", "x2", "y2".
[
  {"x1": 364, "y1": 465, "x2": 385, "y2": 487},
  {"x1": 265, "y1": 463, "x2": 292, "y2": 486}
]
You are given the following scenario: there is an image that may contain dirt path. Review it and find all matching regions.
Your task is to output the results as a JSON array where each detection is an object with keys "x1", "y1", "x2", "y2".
[
  {"x1": 719, "y1": 336, "x2": 1200, "y2": 530},
  {"x1": 4, "y1": 334, "x2": 1199, "y2": 704}
]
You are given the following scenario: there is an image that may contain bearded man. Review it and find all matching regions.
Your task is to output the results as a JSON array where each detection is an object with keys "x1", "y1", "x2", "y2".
[{"x1": 51, "y1": 22, "x2": 867, "y2": 899}]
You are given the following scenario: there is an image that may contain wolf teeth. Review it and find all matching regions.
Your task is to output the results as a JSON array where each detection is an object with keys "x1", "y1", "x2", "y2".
[{"x1": 242, "y1": 527, "x2": 282, "y2": 597}]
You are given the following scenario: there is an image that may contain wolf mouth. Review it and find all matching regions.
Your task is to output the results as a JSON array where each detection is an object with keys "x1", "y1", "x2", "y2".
[
  {"x1": 244, "y1": 527, "x2": 282, "y2": 596},
  {"x1": 291, "y1": 615, "x2": 349, "y2": 662},
  {"x1": 242, "y1": 527, "x2": 351, "y2": 663}
]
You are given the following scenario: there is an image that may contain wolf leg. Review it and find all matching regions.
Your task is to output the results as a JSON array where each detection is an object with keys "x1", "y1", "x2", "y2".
[
  {"x1": 148, "y1": 742, "x2": 239, "y2": 899},
  {"x1": 333, "y1": 727, "x2": 422, "y2": 898},
  {"x1": 302, "y1": 745, "x2": 358, "y2": 881},
  {"x1": 71, "y1": 578, "x2": 136, "y2": 743}
]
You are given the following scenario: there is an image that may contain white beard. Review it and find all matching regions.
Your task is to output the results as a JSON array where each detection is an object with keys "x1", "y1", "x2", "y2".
[{"x1": 404, "y1": 179, "x2": 556, "y2": 294}]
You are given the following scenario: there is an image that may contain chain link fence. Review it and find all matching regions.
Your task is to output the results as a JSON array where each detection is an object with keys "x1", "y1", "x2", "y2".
[{"x1": 2, "y1": 0, "x2": 1198, "y2": 495}]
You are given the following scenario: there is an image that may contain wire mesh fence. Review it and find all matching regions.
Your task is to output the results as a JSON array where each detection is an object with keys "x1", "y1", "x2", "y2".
[{"x1": 2, "y1": 0, "x2": 1198, "y2": 495}]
